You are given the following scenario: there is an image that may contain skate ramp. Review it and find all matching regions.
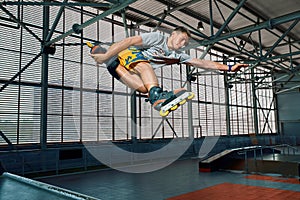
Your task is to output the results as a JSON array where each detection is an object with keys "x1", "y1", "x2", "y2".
[
  {"x1": 0, "y1": 172, "x2": 100, "y2": 200},
  {"x1": 198, "y1": 145, "x2": 300, "y2": 177}
]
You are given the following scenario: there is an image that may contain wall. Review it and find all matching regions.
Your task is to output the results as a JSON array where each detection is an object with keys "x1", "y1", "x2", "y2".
[
  {"x1": 276, "y1": 73, "x2": 300, "y2": 137},
  {"x1": 0, "y1": 135, "x2": 285, "y2": 177}
]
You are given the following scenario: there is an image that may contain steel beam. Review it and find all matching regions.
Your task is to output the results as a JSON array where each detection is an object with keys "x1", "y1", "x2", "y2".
[
  {"x1": 266, "y1": 39, "x2": 300, "y2": 48},
  {"x1": 45, "y1": 0, "x2": 138, "y2": 46},
  {"x1": 0, "y1": 53, "x2": 42, "y2": 92},
  {"x1": 46, "y1": 0, "x2": 68, "y2": 42},
  {"x1": 209, "y1": 0, "x2": 214, "y2": 35},
  {"x1": 259, "y1": 97, "x2": 275, "y2": 133},
  {"x1": 2, "y1": 1, "x2": 111, "y2": 7},
  {"x1": 121, "y1": 9, "x2": 129, "y2": 37},
  {"x1": 0, "y1": 3, "x2": 42, "y2": 42},
  {"x1": 276, "y1": 84, "x2": 300, "y2": 94},
  {"x1": 194, "y1": 11, "x2": 300, "y2": 47},
  {"x1": 213, "y1": 0, "x2": 241, "y2": 51},
  {"x1": 213, "y1": 0, "x2": 247, "y2": 38},
  {"x1": 267, "y1": 50, "x2": 300, "y2": 62},
  {"x1": 184, "y1": 11, "x2": 300, "y2": 84},
  {"x1": 251, "y1": 68, "x2": 259, "y2": 135},
  {"x1": 168, "y1": 12, "x2": 206, "y2": 37},
  {"x1": 228, "y1": 28, "x2": 300, "y2": 83},
  {"x1": 182, "y1": 45, "x2": 213, "y2": 87},
  {"x1": 136, "y1": 0, "x2": 203, "y2": 27},
  {"x1": 224, "y1": 66, "x2": 231, "y2": 136},
  {"x1": 40, "y1": 4, "x2": 50, "y2": 150},
  {"x1": 0, "y1": 130, "x2": 16, "y2": 150},
  {"x1": 267, "y1": 61, "x2": 291, "y2": 74},
  {"x1": 263, "y1": 19, "x2": 299, "y2": 59},
  {"x1": 186, "y1": 65, "x2": 194, "y2": 139},
  {"x1": 129, "y1": 6, "x2": 208, "y2": 39},
  {"x1": 153, "y1": 9, "x2": 168, "y2": 32}
]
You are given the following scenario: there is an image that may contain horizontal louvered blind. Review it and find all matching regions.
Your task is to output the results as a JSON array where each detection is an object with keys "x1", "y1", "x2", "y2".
[{"x1": 0, "y1": 3, "x2": 276, "y2": 147}]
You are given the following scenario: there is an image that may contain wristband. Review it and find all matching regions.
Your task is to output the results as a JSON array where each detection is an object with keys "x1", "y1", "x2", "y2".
[{"x1": 228, "y1": 65, "x2": 232, "y2": 72}]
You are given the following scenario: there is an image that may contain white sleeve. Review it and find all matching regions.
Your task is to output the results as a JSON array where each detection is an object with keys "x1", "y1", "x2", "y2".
[
  {"x1": 179, "y1": 52, "x2": 192, "y2": 63},
  {"x1": 140, "y1": 32, "x2": 165, "y2": 47}
]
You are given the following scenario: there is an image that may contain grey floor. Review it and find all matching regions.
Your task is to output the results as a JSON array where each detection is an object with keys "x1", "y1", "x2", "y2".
[{"x1": 38, "y1": 159, "x2": 300, "y2": 200}]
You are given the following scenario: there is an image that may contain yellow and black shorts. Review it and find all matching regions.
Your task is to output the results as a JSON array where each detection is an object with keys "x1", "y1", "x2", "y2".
[
  {"x1": 107, "y1": 47, "x2": 149, "y2": 80},
  {"x1": 118, "y1": 47, "x2": 150, "y2": 70}
]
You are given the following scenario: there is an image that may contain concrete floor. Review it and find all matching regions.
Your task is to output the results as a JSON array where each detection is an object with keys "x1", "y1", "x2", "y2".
[{"x1": 37, "y1": 159, "x2": 300, "y2": 200}]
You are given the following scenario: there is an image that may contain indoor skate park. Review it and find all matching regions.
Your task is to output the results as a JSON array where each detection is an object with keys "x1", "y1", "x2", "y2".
[{"x1": 0, "y1": 0, "x2": 300, "y2": 199}]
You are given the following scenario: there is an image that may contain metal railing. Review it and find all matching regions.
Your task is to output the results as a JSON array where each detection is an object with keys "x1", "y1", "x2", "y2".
[
  {"x1": 274, "y1": 144, "x2": 298, "y2": 155},
  {"x1": 237, "y1": 144, "x2": 298, "y2": 173}
]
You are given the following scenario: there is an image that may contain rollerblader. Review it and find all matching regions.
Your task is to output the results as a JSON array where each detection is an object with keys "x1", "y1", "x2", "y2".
[
  {"x1": 89, "y1": 27, "x2": 248, "y2": 117},
  {"x1": 88, "y1": 41, "x2": 194, "y2": 116}
]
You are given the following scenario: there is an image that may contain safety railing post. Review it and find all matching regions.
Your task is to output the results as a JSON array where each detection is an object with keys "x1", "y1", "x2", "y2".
[{"x1": 244, "y1": 151, "x2": 248, "y2": 173}]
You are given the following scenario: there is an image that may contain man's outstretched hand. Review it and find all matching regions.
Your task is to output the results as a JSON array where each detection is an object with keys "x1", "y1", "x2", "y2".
[{"x1": 230, "y1": 63, "x2": 249, "y2": 72}]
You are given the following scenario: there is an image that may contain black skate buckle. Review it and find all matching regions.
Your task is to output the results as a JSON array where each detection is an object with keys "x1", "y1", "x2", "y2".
[{"x1": 161, "y1": 94, "x2": 177, "y2": 106}]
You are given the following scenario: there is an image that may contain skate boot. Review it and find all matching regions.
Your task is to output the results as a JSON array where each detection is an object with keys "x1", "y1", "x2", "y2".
[
  {"x1": 147, "y1": 86, "x2": 195, "y2": 117},
  {"x1": 86, "y1": 42, "x2": 107, "y2": 54}
]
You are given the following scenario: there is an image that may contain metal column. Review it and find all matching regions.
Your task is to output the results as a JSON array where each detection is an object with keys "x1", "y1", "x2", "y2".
[
  {"x1": 40, "y1": 3, "x2": 49, "y2": 149},
  {"x1": 251, "y1": 68, "x2": 259, "y2": 135}
]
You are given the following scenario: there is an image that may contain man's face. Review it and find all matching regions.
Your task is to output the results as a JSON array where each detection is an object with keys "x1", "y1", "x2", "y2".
[{"x1": 169, "y1": 31, "x2": 190, "y2": 50}]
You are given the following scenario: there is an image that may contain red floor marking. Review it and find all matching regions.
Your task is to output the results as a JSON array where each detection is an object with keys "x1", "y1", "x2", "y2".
[{"x1": 166, "y1": 182, "x2": 300, "y2": 200}]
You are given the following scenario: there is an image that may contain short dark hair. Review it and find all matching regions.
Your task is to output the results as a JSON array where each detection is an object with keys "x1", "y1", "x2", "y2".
[{"x1": 173, "y1": 26, "x2": 191, "y2": 37}]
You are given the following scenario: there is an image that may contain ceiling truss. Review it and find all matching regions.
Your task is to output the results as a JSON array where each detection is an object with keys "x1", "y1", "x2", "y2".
[{"x1": 0, "y1": 0, "x2": 300, "y2": 94}]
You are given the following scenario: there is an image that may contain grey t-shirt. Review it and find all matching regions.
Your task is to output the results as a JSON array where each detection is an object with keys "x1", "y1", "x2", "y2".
[{"x1": 139, "y1": 32, "x2": 192, "y2": 69}]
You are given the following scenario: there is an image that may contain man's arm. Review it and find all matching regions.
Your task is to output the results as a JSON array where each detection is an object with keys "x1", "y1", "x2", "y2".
[
  {"x1": 187, "y1": 58, "x2": 248, "y2": 72},
  {"x1": 90, "y1": 35, "x2": 143, "y2": 64}
]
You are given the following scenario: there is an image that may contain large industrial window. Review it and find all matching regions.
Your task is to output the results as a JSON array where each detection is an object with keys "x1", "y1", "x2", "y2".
[{"x1": 0, "y1": 4, "x2": 276, "y2": 146}]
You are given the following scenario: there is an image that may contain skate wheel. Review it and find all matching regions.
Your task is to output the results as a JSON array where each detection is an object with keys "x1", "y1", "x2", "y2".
[
  {"x1": 170, "y1": 104, "x2": 178, "y2": 111},
  {"x1": 179, "y1": 99, "x2": 186, "y2": 105},
  {"x1": 187, "y1": 92, "x2": 195, "y2": 100},
  {"x1": 160, "y1": 110, "x2": 169, "y2": 117}
]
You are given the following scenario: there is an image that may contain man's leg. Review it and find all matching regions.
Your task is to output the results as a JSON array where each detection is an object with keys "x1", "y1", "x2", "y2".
[
  {"x1": 115, "y1": 64, "x2": 148, "y2": 93},
  {"x1": 130, "y1": 62, "x2": 193, "y2": 113},
  {"x1": 115, "y1": 61, "x2": 194, "y2": 116},
  {"x1": 116, "y1": 62, "x2": 175, "y2": 107},
  {"x1": 133, "y1": 62, "x2": 159, "y2": 91}
]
